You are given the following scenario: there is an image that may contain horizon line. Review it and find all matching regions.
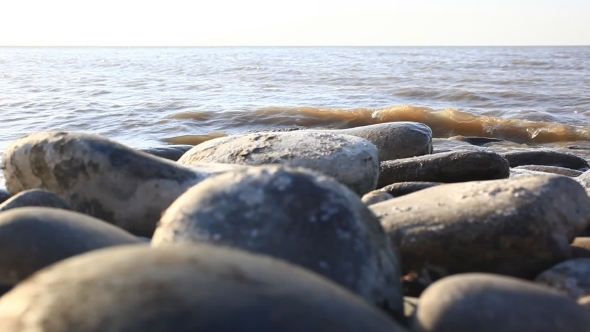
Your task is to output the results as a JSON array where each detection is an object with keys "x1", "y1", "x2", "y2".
[{"x1": 1, "y1": 44, "x2": 589, "y2": 48}]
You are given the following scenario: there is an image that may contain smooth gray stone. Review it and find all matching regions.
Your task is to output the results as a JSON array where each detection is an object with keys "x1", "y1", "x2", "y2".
[
  {"x1": 178, "y1": 131, "x2": 380, "y2": 195},
  {"x1": 361, "y1": 190, "x2": 394, "y2": 205},
  {"x1": 502, "y1": 149, "x2": 590, "y2": 170},
  {"x1": 0, "y1": 207, "x2": 140, "y2": 286},
  {"x1": 370, "y1": 175, "x2": 590, "y2": 278},
  {"x1": 302, "y1": 122, "x2": 433, "y2": 161},
  {"x1": 378, "y1": 150, "x2": 510, "y2": 188},
  {"x1": 152, "y1": 166, "x2": 404, "y2": 320},
  {"x1": 414, "y1": 273, "x2": 590, "y2": 332},
  {"x1": 513, "y1": 165, "x2": 583, "y2": 177},
  {"x1": 139, "y1": 145, "x2": 193, "y2": 161},
  {"x1": 0, "y1": 189, "x2": 71, "y2": 212},
  {"x1": 1, "y1": 131, "x2": 211, "y2": 237},
  {"x1": 380, "y1": 182, "x2": 442, "y2": 197},
  {"x1": 0, "y1": 245, "x2": 408, "y2": 332},
  {"x1": 0, "y1": 188, "x2": 9, "y2": 205},
  {"x1": 535, "y1": 258, "x2": 590, "y2": 300}
]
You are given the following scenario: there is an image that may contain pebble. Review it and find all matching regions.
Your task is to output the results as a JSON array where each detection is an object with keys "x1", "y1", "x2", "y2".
[
  {"x1": 370, "y1": 175, "x2": 590, "y2": 278},
  {"x1": 152, "y1": 165, "x2": 404, "y2": 319},
  {"x1": 414, "y1": 273, "x2": 590, "y2": 332},
  {"x1": 0, "y1": 244, "x2": 408, "y2": 332},
  {"x1": 178, "y1": 131, "x2": 380, "y2": 195},
  {"x1": 0, "y1": 189, "x2": 71, "y2": 212},
  {"x1": 535, "y1": 258, "x2": 590, "y2": 299},
  {"x1": 501, "y1": 149, "x2": 590, "y2": 170}
]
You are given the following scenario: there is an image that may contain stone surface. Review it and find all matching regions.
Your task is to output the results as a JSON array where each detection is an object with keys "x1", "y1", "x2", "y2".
[
  {"x1": 513, "y1": 165, "x2": 583, "y2": 177},
  {"x1": 1, "y1": 131, "x2": 211, "y2": 236},
  {"x1": 0, "y1": 189, "x2": 71, "y2": 212},
  {"x1": 378, "y1": 150, "x2": 510, "y2": 188},
  {"x1": 139, "y1": 145, "x2": 194, "y2": 161},
  {"x1": 447, "y1": 135, "x2": 505, "y2": 146},
  {"x1": 404, "y1": 296, "x2": 419, "y2": 321},
  {"x1": 501, "y1": 149, "x2": 590, "y2": 170},
  {"x1": 414, "y1": 273, "x2": 590, "y2": 332},
  {"x1": 0, "y1": 244, "x2": 407, "y2": 332},
  {"x1": 370, "y1": 175, "x2": 590, "y2": 278},
  {"x1": 576, "y1": 169, "x2": 590, "y2": 189},
  {"x1": 152, "y1": 166, "x2": 404, "y2": 319},
  {"x1": 380, "y1": 182, "x2": 441, "y2": 197},
  {"x1": 535, "y1": 258, "x2": 590, "y2": 299},
  {"x1": 0, "y1": 207, "x2": 140, "y2": 286},
  {"x1": 571, "y1": 238, "x2": 590, "y2": 258},
  {"x1": 0, "y1": 187, "x2": 9, "y2": 205},
  {"x1": 510, "y1": 167, "x2": 556, "y2": 178},
  {"x1": 302, "y1": 122, "x2": 433, "y2": 161},
  {"x1": 362, "y1": 190, "x2": 394, "y2": 205},
  {"x1": 178, "y1": 131, "x2": 380, "y2": 195},
  {"x1": 579, "y1": 295, "x2": 590, "y2": 310}
]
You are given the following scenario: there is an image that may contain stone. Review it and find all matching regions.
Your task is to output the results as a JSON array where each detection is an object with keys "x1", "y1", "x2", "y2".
[
  {"x1": 414, "y1": 273, "x2": 590, "y2": 332},
  {"x1": 370, "y1": 175, "x2": 590, "y2": 278},
  {"x1": 0, "y1": 189, "x2": 71, "y2": 212},
  {"x1": 0, "y1": 207, "x2": 140, "y2": 286},
  {"x1": 302, "y1": 122, "x2": 433, "y2": 161},
  {"x1": 510, "y1": 167, "x2": 556, "y2": 178},
  {"x1": 378, "y1": 150, "x2": 510, "y2": 188},
  {"x1": 380, "y1": 182, "x2": 441, "y2": 197},
  {"x1": 447, "y1": 135, "x2": 505, "y2": 146},
  {"x1": 139, "y1": 145, "x2": 194, "y2": 161},
  {"x1": 513, "y1": 165, "x2": 583, "y2": 177},
  {"x1": 535, "y1": 258, "x2": 590, "y2": 299},
  {"x1": 404, "y1": 296, "x2": 419, "y2": 321},
  {"x1": 152, "y1": 166, "x2": 404, "y2": 319},
  {"x1": 576, "y1": 169, "x2": 590, "y2": 189},
  {"x1": 362, "y1": 190, "x2": 394, "y2": 205},
  {"x1": 0, "y1": 187, "x2": 9, "y2": 205},
  {"x1": 1, "y1": 131, "x2": 213, "y2": 237},
  {"x1": 177, "y1": 131, "x2": 379, "y2": 195},
  {"x1": 579, "y1": 295, "x2": 590, "y2": 310},
  {"x1": 501, "y1": 149, "x2": 590, "y2": 170},
  {"x1": 0, "y1": 244, "x2": 408, "y2": 332},
  {"x1": 571, "y1": 238, "x2": 590, "y2": 258}
]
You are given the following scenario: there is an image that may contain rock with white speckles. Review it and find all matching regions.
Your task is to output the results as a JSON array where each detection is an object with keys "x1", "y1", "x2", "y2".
[
  {"x1": 0, "y1": 132, "x2": 242, "y2": 237},
  {"x1": 535, "y1": 258, "x2": 590, "y2": 299},
  {"x1": 177, "y1": 131, "x2": 380, "y2": 195},
  {"x1": 152, "y1": 166, "x2": 404, "y2": 320},
  {"x1": 370, "y1": 175, "x2": 590, "y2": 278},
  {"x1": 0, "y1": 245, "x2": 408, "y2": 332}
]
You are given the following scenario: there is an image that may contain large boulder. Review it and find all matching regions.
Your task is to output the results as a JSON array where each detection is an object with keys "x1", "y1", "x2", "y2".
[
  {"x1": 370, "y1": 175, "x2": 590, "y2": 278},
  {"x1": 1, "y1": 131, "x2": 215, "y2": 236},
  {"x1": 0, "y1": 244, "x2": 407, "y2": 332},
  {"x1": 177, "y1": 131, "x2": 380, "y2": 195},
  {"x1": 414, "y1": 273, "x2": 590, "y2": 332},
  {"x1": 0, "y1": 207, "x2": 140, "y2": 286},
  {"x1": 152, "y1": 166, "x2": 404, "y2": 319}
]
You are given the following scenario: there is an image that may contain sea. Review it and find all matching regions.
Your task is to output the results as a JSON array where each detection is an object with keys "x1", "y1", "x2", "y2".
[{"x1": 0, "y1": 46, "x2": 589, "y2": 185}]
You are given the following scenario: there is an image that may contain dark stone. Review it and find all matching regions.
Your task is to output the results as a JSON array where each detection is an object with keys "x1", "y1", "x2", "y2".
[
  {"x1": 139, "y1": 145, "x2": 193, "y2": 161},
  {"x1": 0, "y1": 189, "x2": 71, "y2": 212},
  {"x1": 448, "y1": 135, "x2": 505, "y2": 146},
  {"x1": 152, "y1": 166, "x2": 404, "y2": 319},
  {"x1": 513, "y1": 165, "x2": 583, "y2": 177},
  {"x1": 0, "y1": 188, "x2": 9, "y2": 205},
  {"x1": 501, "y1": 150, "x2": 590, "y2": 170},
  {"x1": 370, "y1": 175, "x2": 590, "y2": 279},
  {"x1": 414, "y1": 273, "x2": 590, "y2": 332},
  {"x1": 380, "y1": 182, "x2": 442, "y2": 197},
  {"x1": 0, "y1": 245, "x2": 407, "y2": 332},
  {"x1": 0, "y1": 207, "x2": 141, "y2": 286},
  {"x1": 535, "y1": 258, "x2": 590, "y2": 299},
  {"x1": 378, "y1": 151, "x2": 510, "y2": 188}
]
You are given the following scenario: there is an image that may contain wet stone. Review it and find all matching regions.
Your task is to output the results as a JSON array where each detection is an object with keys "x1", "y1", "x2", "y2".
[
  {"x1": 0, "y1": 244, "x2": 408, "y2": 332},
  {"x1": 414, "y1": 273, "x2": 590, "y2": 332},
  {"x1": 0, "y1": 131, "x2": 216, "y2": 237},
  {"x1": 0, "y1": 189, "x2": 71, "y2": 212},
  {"x1": 178, "y1": 131, "x2": 380, "y2": 195},
  {"x1": 361, "y1": 190, "x2": 394, "y2": 205},
  {"x1": 139, "y1": 145, "x2": 194, "y2": 161},
  {"x1": 501, "y1": 149, "x2": 590, "y2": 170},
  {"x1": 535, "y1": 258, "x2": 590, "y2": 299},
  {"x1": 380, "y1": 182, "x2": 442, "y2": 197},
  {"x1": 378, "y1": 150, "x2": 509, "y2": 188},
  {"x1": 370, "y1": 175, "x2": 590, "y2": 278},
  {"x1": 0, "y1": 207, "x2": 140, "y2": 287},
  {"x1": 513, "y1": 165, "x2": 583, "y2": 177},
  {"x1": 152, "y1": 166, "x2": 404, "y2": 319}
]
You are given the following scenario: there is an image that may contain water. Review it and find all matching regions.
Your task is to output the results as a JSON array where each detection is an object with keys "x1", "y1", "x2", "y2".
[{"x1": 1, "y1": 46, "x2": 589, "y2": 183}]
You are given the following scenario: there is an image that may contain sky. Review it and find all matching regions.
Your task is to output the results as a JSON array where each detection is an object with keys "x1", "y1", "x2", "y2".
[{"x1": 0, "y1": 0, "x2": 588, "y2": 46}]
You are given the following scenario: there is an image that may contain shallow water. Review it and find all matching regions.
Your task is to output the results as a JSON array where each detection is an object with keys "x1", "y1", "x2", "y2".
[{"x1": 1, "y1": 46, "x2": 589, "y2": 185}]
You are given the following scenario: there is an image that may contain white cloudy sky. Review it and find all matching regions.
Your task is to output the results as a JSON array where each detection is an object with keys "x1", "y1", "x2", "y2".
[{"x1": 0, "y1": 0, "x2": 588, "y2": 46}]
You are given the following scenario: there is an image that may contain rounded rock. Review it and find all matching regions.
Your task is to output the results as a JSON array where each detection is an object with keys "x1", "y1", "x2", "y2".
[
  {"x1": 502, "y1": 149, "x2": 589, "y2": 170},
  {"x1": 0, "y1": 187, "x2": 10, "y2": 205},
  {"x1": 178, "y1": 131, "x2": 380, "y2": 195},
  {"x1": 138, "y1": 145, "x2": 194, "y2": 161},
  {"x1": 152, "y1": 166, "x2": 404, "y2": 318},
  {"x1": 513, "y1": 165, "x2": 583, "y2": 177},
  {"x1": 535, "y1": 258, "x2": 590, "y2": 299},
  {"x1": 0, "y1": 189, "x2": 71, "y2": 212},
  {"x1": 380, "y1": 182, "x2": 441, "y2": 197},
  {"x1": 362, "y1": 190, "x2": 394, "y2": 205},
  {"x1": 0, "y1": 207, "x2": 141, "y2": 286},
  {"x1": 0, "y1": 244, "x2": 407, "y2": 332},
  {"x1": 414, "y1": 273, "x2": 590, "y2": 332}
]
